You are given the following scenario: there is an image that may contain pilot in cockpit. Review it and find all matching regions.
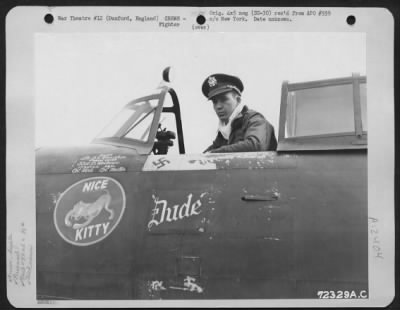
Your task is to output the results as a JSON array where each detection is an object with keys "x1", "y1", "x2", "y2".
[{"x1": 202, "y1": 73, "x2": 277, "y2": 153}]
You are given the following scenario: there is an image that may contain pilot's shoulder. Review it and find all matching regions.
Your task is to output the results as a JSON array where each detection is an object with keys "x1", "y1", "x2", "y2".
[
  {"x1": 244, "y1": 108, "x2": 266, "y2": 121},
  {"x1": 244, "y1": 108, "x2": 275, "y2": 128}
]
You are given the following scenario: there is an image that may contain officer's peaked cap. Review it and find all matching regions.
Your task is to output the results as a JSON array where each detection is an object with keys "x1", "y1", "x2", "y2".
[{"x1": 202, "y1": 73, "x2": 244, "y2": 100}]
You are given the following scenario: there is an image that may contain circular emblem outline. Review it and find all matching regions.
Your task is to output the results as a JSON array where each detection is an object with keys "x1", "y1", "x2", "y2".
[{"x1": 53, "y1": 176, "x2": 126, "y2": 246}]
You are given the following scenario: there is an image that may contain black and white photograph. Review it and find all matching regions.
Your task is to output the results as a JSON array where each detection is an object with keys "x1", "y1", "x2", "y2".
[{"x1": 5, "y1": 6, "x2": 394, "y2": 307}]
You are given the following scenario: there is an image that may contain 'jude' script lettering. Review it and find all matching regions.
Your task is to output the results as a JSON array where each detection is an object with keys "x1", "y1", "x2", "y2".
[{"x1": 148, "y1": 193, "x2": 202, "y2": 229}]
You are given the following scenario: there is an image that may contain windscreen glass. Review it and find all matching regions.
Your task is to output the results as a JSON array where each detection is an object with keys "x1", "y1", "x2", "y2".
[{"x1": 96, "y1": 99, "x2": 158, "y2": 142}]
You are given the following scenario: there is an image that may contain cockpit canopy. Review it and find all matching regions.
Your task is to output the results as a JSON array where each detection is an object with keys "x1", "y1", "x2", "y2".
[
  {"x1": 92, "y1": 71, "x2": 367, "y2": 155},
  {"x1": 278, "y1": 74, "x2": 367, "y2": 151},
  {"x1": 93, "y1": 85, "x2": 185, "y2": 155}
]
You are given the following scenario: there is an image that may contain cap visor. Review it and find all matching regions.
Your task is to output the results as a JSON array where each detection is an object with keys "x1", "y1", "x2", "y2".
[{"x1": 208, "y1": 87, "x2": 238, "y2": 100}]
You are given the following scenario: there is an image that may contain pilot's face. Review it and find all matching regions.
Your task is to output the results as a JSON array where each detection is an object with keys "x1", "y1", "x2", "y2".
[{"x1": 211, "y1": 91, "x2": 241, "y2": 124}]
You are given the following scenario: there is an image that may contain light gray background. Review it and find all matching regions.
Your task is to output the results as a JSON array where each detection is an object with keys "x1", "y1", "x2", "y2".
[{"x1": 34, "y1": 32, "x2": 366, "y2": 153}]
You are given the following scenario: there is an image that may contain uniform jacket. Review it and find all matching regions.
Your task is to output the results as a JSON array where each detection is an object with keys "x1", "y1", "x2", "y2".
[{"x1": 204, "y1": 106, "x2": 277, "y2": 153}]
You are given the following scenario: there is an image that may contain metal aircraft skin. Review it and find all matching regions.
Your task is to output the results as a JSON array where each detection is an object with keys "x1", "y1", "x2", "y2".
[{"x1": 36, "y1": 70, "x2": 368, "y2": 299}]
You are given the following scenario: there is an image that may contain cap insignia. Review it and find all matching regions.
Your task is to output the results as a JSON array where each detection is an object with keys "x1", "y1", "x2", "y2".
[{"x1": 208, "y1": 76, "x2": 217, "y2": 87}]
